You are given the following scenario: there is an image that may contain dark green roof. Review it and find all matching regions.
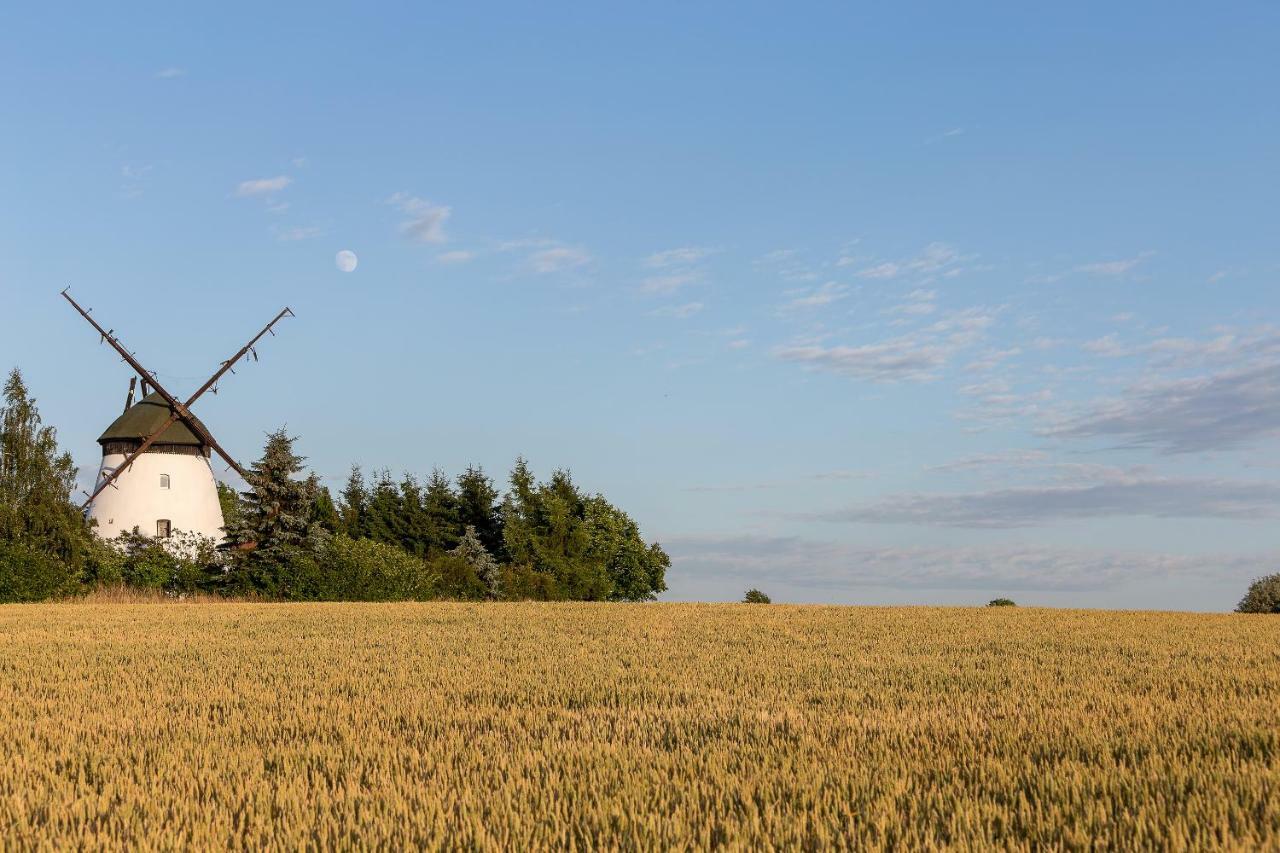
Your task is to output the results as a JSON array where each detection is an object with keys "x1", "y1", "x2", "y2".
[{"x1": 98, "y1": 392, "x2": 207, "y2": 447}]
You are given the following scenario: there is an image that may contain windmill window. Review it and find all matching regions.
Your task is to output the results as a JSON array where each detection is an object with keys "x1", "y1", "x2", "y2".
[
  {"x1": 159, "y1": 474, "x2": 171, "y2": 489},
  {"x1": 156, "y1": 519, "x2": 172, "y2": 538}
]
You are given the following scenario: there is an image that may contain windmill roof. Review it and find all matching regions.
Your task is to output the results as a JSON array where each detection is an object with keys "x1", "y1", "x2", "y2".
[{"x1": 98, "y1": 392, "x2": 207, "y2": 447}]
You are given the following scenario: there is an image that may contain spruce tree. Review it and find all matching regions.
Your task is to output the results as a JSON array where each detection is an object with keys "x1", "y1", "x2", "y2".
[
  {"x1": 338, "y1": 465, "x2": 368, "y2": 539},
  {"x1": 363, "y1": 469, "x2": 403, "y2": 546},
  {"x1": 450, "y1": 525, "x2": 501, "y2": 600},
  {"x1": 422, "y1": 469, "x2": 461, "y2": 554},
  {"x1": 309, "y1": 480, "x2": 341, "y2": 533},
  {"x1": 226, "y1": 428, "x2": 317, "y2": 596},
  {"x1": 457, "y1": 465, "x2": 505, "y2": 560}
]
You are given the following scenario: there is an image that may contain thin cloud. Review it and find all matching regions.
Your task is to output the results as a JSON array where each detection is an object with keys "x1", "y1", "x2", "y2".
[
  {"x1": 1074, "y1": 251, "x2": 1154, "y2": 277},
  {"x1": 812, "y1": 474, "x2": 1280, "y2": 528},
  {"x1": 155, "y1": 67, "x2": 186, "y2": 79},
  {"x1": 682, "y1": 470, "x2": 872, "y2": 493},
  {"x1": 773, "y1": 308, "x2": 994, "y2": 383},
  {"x1": 666, "y1": 534, "x2": 1275, "y2": 592},
  {"x1": 645, "y1": 247, "x2": 714, "y2": 268},
  {"x1": 651, "y1": 302, "x2": 704, "y2": 320},
  {"x1": 1042, "y1": 361, "x2": 1280, "y2": 453},
  {"x1": 387, "y1": 192, "x2": 450, "y2": 244},
  {"x1": 235, "y1": 176, "x2": 291, "y2": 197},
  {"x1": 782, "y1": 282, "x2": 849, "y2": 310},
  {"x1": 529, "y1": 246, "x2": 590, "y2": 273},
  {"x1": 640, "y1": 271, "x2": 700, "y2": 295},
  {"x1": 855, "y1": 243, "x2": 965, "y2": 280}
]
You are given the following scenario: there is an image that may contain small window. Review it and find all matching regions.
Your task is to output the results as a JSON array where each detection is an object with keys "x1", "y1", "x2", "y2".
[
  {"x1": 159, "y1": 474, "x2": 170, "y2": 489},
  {"x1": 156, "y1": 519, "x2": 171, "y2": 538}
]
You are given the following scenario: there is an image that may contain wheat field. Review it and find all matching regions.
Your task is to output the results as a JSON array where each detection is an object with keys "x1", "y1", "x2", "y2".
[{"x1": 0, "y1": 603, "x2": 1275, "y2": 850}]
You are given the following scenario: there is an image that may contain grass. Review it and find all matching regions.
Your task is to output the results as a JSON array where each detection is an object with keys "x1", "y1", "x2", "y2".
[{"x1": 0, "y1": 602, "x2": 1275, "y2": 849}]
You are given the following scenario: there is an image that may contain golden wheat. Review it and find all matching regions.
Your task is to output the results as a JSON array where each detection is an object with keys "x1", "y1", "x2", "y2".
[{"x1": 0, "y1": 603, "x2": 1275, "y2": 850}]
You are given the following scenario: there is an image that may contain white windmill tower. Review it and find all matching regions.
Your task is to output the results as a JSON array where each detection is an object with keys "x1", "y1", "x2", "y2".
[{"x1": 62, "y1": 290, "x2": 293, "y2": 544}]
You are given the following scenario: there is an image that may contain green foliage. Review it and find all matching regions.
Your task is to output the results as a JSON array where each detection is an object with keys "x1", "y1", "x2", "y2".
[
  {"x1": 988, "y1": 598, "x2": 1017, "y2": 607},
  {"x1": 338, "y1": 466, "x2": 368, "y2": 539},
  {"x1": 451, "y1": 526, "x2": 500, "y2": 600},
  {"x1": 1236, "y1": 574, "x2": 1280, "y2": 614},
  {"x1": 500, "y1": 460, "x2": 667, "y2": 601},
  {"x1": 0, "y1": 368, "x2": 92, "y2": 574},
  {"x1": 216, "y1": 481, "x2": 243, "y2": 535},
  {"x1": 0, "y1": 540, "x2": 78, "y2": 602},
  {"x1": 457, "y1": 466, "x2": 503, "y2": 560},
  {"x1": 79, "y1": 530, "x2": 223, "y2": 595},
  {"x1": 309, "y1": 482, "x2": 341, "y2": 534},
  {"x1": 225, "y1": 428, "x2": 321, "y2": 597},
  {"x1": 292, "y1": 534, "x2": 438, "y2": 602},
  {"x1": 743, "y1": 589, "x2": 771, "y2": 604}
]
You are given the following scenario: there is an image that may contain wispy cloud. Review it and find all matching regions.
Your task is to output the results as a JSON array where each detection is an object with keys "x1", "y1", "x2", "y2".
[
  {"x1": 1042, "y1": 361, "x2": 1280, "y2": 453},
  {"x1": 1075, "y1": 251, "x2": 1155, "y2": 277},
  {"x1": 235, "y1": 176, "x2": 291, "y2": 197},
  {"x1": 667, "y1": 534, "x2": 1274, "y2": 592},
  {"x1": 683, "y1": 470, "x2": 871, "y2": 493},
  {"x1": 155, "y1": 67, "x2": 186, "y2": 79},
  {"x1": 644, "y1": 247, "x2": 714, "y2": 268},
  {"x1": 810, "y1": 471, "x2": 1280, "y2": 528},
  {"x1": 925, "y1": 127, "x2": 965, "y2": 144},
  {"x1": 773, "y1": 308, "x2": 994, "y2": 383},
  {"x1": 529, "y1": 246, "x2": 590, "y2": 273},
  {"x1": 387, "y1": 192, "x2": 450, "y2": 244},
  {"x1": 640, "y1": 271, "x2": 700, "y2": 295},
  {"x1": 855, "y1": 243, "x2": 965, "y2": 280},
  {"x1": 782, "y1": 281, "x2": 849, "y2": 310},
  {"x1": 436, "y1": 250, "x2": 475, "y2": 264},
  {"x1": 651, "y1": 302, "x2": 704, "y2": 320}
]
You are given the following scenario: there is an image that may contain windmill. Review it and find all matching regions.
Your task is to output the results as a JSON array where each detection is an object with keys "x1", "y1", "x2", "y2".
[{"x1": 61, "y1": 289, "x2": 293, "y2": 543}]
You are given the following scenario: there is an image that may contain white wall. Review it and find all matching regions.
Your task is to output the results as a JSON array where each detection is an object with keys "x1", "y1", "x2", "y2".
[{"x1": 87, "y1": 452, "x2": 226, "y2": 543}]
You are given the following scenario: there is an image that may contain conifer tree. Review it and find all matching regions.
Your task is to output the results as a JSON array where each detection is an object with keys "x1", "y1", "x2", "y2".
[
  {"x1": 422, "y1": 469, "x2": 461, "y2": 554},
  {"x1": 226, "y1": 428, "x2": 317, "y2": 596},
  {"x1": 457, "y1": 465, "x2": 505, "y2": 560},
  {"x1": 309, "y1": 480, "x2": 341, "y2": 533},
  {"x1": 338, "y1": 466, "x2": 369, "y2": 539},
  {"x1": 363, "y1": 469, "x2": 403, "y2": 546},
  {"x1": 450, "y1": 524, "x2": 501, "y2": 600}
]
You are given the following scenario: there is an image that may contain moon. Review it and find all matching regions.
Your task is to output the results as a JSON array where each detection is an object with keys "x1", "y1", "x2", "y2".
[{"x1": 335, "y1": 250, "x2": 358, "y2": 273}]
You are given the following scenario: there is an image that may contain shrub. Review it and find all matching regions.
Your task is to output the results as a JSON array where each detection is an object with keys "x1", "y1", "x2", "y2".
[
  {"x1": 988, "y1": 598, "x2": 1017, "y2": 607},
  {"x1": 743, "y1": 588, "x2": 771, "y2": 604},
  {"x1": 1236, "y1": 574, "x2": 1280, "y2": 614},
  {"x1": 301, "y1": 534, "x2": 439, "y2": 601},
  {"x1": 0, "y1": 541, "x2": 77, "y2": 602}
]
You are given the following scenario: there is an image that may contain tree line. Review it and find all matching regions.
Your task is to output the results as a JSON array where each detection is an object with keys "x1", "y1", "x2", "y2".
[{"x1": 0, "y1": 367, "x2": 668, "y2": 603}]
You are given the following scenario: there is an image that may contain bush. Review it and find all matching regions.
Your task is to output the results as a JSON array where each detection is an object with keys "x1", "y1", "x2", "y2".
[
  {"x1": 0, "y1": 540, "x2": 77, "y2": 602},
  {"x1": 86, "y1": 529, "x2": 224, "y2": 595},
  {"x1": 296, "y1": 534, "x2": 439, "y2": 601},
  {"x1": 988, "y1": 598, "x2": 1017, "y2": 607},
  {"x1": 1236, "y1": 574, "x2": 1280, "y2": 614},
  {"x1": 743, "y1": 588, "x2": 771, "y2": 604}
]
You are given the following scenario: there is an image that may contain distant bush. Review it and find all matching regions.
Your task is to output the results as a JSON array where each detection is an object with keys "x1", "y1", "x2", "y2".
[
  {"x1": 1236, "y1": 574, "x2": 1280, "y2": 614},
  {"x1": 0, "y1": 541, "x2": 78, "y2": 603},
  {"x1": 292, "y1": 534, "x2": 439, "y2": 602},
  {"x1": 743, "y1": 588, "x2": 771, "y2": 604},
  {"x1": 988, "y1": 598, "x2": 1017, "y2": 607}
]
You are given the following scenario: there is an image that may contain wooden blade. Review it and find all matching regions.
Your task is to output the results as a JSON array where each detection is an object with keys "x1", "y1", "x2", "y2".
[{"x1": 64, "y1": 292, "x2": 295, "y2": 506}]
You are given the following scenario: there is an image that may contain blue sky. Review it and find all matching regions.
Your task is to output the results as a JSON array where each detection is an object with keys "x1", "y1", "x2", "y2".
[{"x1": 3, "y1": 3, "x2": 1278, "y2": 609}]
